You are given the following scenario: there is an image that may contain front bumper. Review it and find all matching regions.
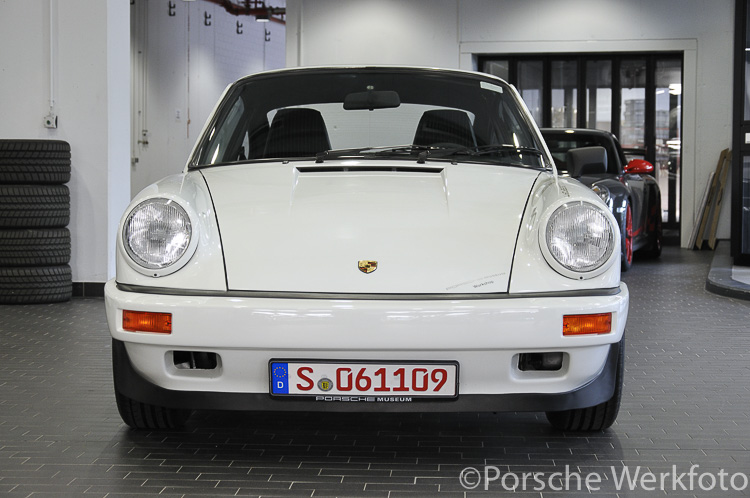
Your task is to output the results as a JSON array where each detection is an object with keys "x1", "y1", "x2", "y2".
[{"x1": 105, "y1": 280, "x2": 629, "y2": 412}]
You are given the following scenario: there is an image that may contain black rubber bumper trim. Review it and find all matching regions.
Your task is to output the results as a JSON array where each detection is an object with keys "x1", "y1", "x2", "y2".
[
  {"x1": 112, "y1": 339, "x2": 620, "y2": 413},
  {"x1": 114, "y1": 282, "x2": 622, "y2": 301}
]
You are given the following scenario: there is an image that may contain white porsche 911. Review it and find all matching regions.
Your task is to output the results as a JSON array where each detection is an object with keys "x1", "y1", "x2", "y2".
[{"x1": 105, "y1": 67, "x2": 628, "y2": 431}]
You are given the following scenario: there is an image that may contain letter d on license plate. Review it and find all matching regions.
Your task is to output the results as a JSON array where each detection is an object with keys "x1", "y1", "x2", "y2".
[{"x1": 269, "y1": 360, "x2": 458, "y2": 398}]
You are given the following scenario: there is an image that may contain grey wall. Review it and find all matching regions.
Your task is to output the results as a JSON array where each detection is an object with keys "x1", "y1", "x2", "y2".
[{"x1": 0, "y1": 0, "x2": 130, "y2": 281}]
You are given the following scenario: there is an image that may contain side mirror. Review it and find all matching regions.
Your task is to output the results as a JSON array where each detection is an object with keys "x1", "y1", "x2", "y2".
[
  {"x1": 566, "y1": 146, "x2": 607, "y2": 177},
  {"x1": 625, "y1": 159, "x2": 654, "y2": 175}
]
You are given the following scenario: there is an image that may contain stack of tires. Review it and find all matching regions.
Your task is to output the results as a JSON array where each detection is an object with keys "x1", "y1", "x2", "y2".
[{"x1": 0, "y1": 140, "x2": 72, "y2": 304}]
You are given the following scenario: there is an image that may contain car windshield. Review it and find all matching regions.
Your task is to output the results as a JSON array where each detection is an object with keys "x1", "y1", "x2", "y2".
[
  {"x1": 543, "y1": 132, "x2": 624, "y2": 176},
  {"x1": 192, "y1": 68, "x2": 549, "y2": 169}
]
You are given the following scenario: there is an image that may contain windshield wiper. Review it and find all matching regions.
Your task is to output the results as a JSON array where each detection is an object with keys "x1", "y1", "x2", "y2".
[
  {"x1": 315, "y1": 145, "x2": 434, "y2": 163},
  {"x1": 314, "y1": 144, "x2": 545, "y2": 166},
  {"x1": 472, "y1": 145, "x2": 544, "y2": 157},
  {"x1": 421, "y1": 144, "x2": 543, "y2": 157},
  {"x1": 414, "y1": 144, "x2": 544, "y2": 164}
]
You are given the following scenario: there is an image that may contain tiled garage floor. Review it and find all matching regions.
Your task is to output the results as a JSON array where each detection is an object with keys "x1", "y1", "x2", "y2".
[{"x1": 2, "y1": 246, "x2": 750, "y2": 497}]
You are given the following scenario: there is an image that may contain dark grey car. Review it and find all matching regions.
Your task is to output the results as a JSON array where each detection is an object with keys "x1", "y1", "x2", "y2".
[{"x1": 541, "y1": 128, "x2": 662, "y2": 271}]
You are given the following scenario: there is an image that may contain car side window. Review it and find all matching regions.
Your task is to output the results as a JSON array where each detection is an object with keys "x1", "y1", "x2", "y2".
[{"x1": 203, "y1": 98, "x2": 245, "y2": 165}]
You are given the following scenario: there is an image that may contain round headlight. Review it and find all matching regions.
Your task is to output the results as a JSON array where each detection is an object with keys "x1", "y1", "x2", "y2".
[
  {"x1": 545, "y1": 201, "x2": 615, "y2": 275},
  {"x1": 123, "y1": 198, "x2": 192, "y2": 270},
  {"x1": 591, "y1": 184, "x2": 611, "y2": 204}
]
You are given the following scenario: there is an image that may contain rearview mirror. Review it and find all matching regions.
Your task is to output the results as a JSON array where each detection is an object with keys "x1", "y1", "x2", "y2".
[
  {"x1": 625, "y1": 159, "x2": 654, "y2": 175},
  {"x1": 343, "y1": 90, "x2": 401, "y2": 111}
]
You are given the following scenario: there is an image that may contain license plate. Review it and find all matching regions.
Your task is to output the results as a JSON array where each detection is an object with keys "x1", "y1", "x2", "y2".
[{"x1": 269, "y1": 360, "x2": 458, "y2": 398}]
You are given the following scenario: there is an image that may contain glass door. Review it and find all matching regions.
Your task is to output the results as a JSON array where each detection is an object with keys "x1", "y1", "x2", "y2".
[
  {"x1": 732, "y1": 0, "x2": 750, "y2": 264},
  {"x1": 618, "y1": 59, "x2": 647, "y2": 151},
  {"x1": 517, "y1": 60, "x2": 544, "y2": 125},
  {"x1": 586, "y1": 60, "x2": 612, "y2": 131},
  {"x1": 551, "y1": 60, "x2": 578, "y2": 128},
  {"x1": 655, "y1": 60, "x2": 682, "y2": 226},
  {"x1": 480, "y1": 53, "x2": 682, "y2": 234}
]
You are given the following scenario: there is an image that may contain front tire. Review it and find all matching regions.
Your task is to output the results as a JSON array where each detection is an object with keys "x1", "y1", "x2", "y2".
[
  {"x1": 114, "y1": 389, "x2": 191, "y2": 430},
  {"x1": 620, "y1": 202, "x2": 633, "y2": 272},
  {"x1": 545, "y1": 339, "x2": 624, "y2": 432}
]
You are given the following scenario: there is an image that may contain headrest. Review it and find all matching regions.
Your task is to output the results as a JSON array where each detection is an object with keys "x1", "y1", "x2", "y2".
[
  {"x1": 264, "y1": 108, "x2": 331, "y2": 158},
  {"x1": 413, "y1": 109, "x2": 477, "y2": 148}
]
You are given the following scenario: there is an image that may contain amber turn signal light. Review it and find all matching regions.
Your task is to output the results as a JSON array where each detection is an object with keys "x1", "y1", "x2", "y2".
[
  {"x1": 122, "y1": 310, "x2": 172, "y2": 334},
  {"x1": 563, "y1": 313, "x2": 611, "y2": 336}
]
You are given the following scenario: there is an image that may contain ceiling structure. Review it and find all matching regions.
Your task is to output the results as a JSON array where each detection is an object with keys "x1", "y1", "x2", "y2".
[{"x1": 201, "y1": 0, "x2": 285, "y2": 24}]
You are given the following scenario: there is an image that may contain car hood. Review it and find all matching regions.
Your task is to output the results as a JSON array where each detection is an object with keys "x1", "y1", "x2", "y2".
[
  {"x1": 577, "y1": 173, "x2": 619, "y2": 188},
  {"x1": 201, "y1": 161, "x2": 540, "y2": 294}
]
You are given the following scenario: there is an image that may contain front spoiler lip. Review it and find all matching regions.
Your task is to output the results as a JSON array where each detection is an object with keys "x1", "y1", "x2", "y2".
[
  {"x1": 114, "y1": 282, "x2": 623, "y2": 301},
  {"x1": 112, "y1": 339, "x2": 620, "y2": 413}
]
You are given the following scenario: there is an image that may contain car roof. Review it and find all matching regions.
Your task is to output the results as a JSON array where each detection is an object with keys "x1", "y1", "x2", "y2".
[
  {"x1": 235, "y1": 65, "x2": 514, "y2": 86},
  {"x1": 540, "y1": 128, "x2": 617, "y2": 140}
]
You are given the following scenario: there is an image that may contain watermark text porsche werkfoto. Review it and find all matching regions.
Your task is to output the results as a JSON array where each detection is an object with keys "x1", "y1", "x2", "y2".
[{"x1": 459, "y1": 465, "x2": 750, "y2": 492}]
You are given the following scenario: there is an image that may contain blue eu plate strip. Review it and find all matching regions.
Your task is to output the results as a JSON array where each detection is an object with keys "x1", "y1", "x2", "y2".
[{"x1": 271, "y1": 363, "x2": 289, "y2": 394}]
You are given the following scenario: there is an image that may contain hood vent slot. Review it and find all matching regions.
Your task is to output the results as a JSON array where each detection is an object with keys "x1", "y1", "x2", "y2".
[{"x1": 296, "y1": 165, "x2": 444, "y2": 174}]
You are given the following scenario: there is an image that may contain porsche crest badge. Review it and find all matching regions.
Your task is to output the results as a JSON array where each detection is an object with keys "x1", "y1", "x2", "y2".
[
  {"x1": 358, "y1": 260, "x2": 378, "y2": 274},
  {"x1": 318, "y1": 377, "x2": 333, "y2": 391}
]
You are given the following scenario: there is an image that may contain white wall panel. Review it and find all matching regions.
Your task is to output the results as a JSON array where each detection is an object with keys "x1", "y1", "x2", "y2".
[
  {"x1": 130, "y1": 0, "x2": 286, "y2": 197},
  {"x1": 0, "y1": 0, "x2": 130, "y2": 282},
  {"x1": 0, "y1": 1, "x2": 49, "y2": 134},
  {"x1": 287, "y1": 0, "x2": 459, "y2": 67}
]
